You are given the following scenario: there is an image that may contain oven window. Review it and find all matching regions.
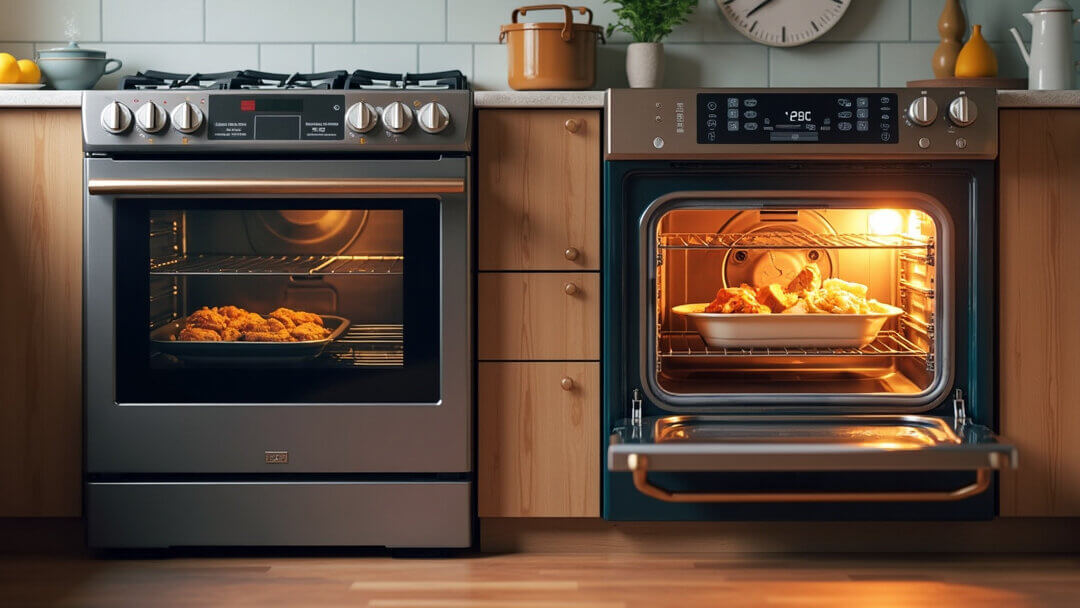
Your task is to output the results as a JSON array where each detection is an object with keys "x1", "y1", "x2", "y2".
[{"x1": 115, "y1": 199, "x2": 439, "y2": 404}]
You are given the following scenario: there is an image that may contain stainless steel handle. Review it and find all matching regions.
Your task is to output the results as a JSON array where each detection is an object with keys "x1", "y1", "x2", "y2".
[
  {"x1": 564, "y1": 247, "x2": 580, "y2": 261},
  {"x1": 563, "y1": 282, "x2": 579, "y2": 296},
  {"x1": 626, "y1": 454, "x2": 991, "y2": 503},
  {"x1": 87, "y1": 177, "x2": 466, "y2": 195},
  {"x1": 560, "y1": 376, "x2": 574, "y2": 391}
]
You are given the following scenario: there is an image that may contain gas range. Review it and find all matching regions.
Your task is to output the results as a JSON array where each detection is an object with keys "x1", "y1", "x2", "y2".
[{"x1": 83, "y1": 69, "x2": 471, "y2": 154}]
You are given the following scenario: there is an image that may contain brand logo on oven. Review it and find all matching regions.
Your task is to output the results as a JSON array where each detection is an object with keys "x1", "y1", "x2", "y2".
[{"x1": 264, "y1": 451, "x2": 289, "y2": 464}]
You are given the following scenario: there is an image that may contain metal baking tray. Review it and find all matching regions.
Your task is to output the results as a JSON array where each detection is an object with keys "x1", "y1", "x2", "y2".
[{"x1": 150, "y1": 315, "x2": 350, "y2": 362}]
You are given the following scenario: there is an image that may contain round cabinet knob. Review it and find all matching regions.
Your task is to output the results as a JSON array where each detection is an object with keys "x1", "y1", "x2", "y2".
[
  {"x1": 100, "y1": 101, "x2": 133, "y2": 134},
  {"x1": 170, "y1": 101, "x2": 203, "y2": 134},
  {"x1": 947, "y1": 96, "x2": 978, "y2": 127},
  {"x1": 563, "y1": 282, "x2": 579, "y2": 296},
  {"x1": 417, "y1": 102, "x2": 450, "y2": 134},
  {"x1": 564, "y1": 247, "x2": 580, "y2": 261},
  {"x1": 564, "y1": 119, "x2": 580, "y2": 133},
  {"x1": 381, "y1": 101, "x2": 413, "y2": 133},
  {"x1": 345, "y1": 102, "x2": 378, "y2": 133},
  {"x1": 907, "y1": 96, "x2": 938, "y2": 127},
  {"x1": 560, "y1": 377, "x2": 574, "y2": 391},
  {"x1": 134, "y1": 101, "x2": 167, "y2": 133}
]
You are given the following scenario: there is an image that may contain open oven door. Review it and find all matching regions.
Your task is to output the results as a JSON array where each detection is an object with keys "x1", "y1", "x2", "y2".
[{"x1": 608, "y1": 404, "x2": 1016, "y2": 504}]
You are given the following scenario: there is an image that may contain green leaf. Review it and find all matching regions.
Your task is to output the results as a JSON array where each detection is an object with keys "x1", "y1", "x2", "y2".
[{"x1": 603, "y1": 0, "x2": 699, "y2": 43}]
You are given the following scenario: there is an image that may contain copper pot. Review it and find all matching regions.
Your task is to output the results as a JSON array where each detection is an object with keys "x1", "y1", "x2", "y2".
[{"x1": 498, "y1": 4, "x2": 605, "y2": 90}]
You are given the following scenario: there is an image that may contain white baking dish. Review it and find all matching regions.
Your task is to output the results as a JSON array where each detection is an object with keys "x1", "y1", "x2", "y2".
[{"x1": 672, "y1": 303, "x2": 904, "y2": 349}]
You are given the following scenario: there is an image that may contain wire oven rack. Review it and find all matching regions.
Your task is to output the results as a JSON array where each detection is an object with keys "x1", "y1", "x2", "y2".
[
  {"x1": 325, "y1": 324, "x2": 404, "y2": 367},
  {"x1": 658, "y1": 232, "x2": 932, "y2": 251},
  {"x1": 659, "y1": 330, "x2": 928, "y2": 358},
  {"x1": 150, "y1": 254, "x2": 403, "y2": 275}
]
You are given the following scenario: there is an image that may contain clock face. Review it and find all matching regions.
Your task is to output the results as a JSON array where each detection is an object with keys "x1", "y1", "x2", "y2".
[{"x1": 717, "y1": 0, "x2": 851, "y2": 47}]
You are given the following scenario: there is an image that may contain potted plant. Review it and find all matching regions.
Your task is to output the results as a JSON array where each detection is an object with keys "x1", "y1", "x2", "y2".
[{"x1": 605, "y1": 0, "x2": 698, "y2": 88}]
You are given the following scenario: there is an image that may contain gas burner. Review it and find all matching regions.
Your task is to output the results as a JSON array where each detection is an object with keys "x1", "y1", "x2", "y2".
[
  {"x1": 345, "y1": 70, "x2": 468, "y2": 91},
  {"x1": 119, "y1": 69, "x2": 468, "y2": 91}
]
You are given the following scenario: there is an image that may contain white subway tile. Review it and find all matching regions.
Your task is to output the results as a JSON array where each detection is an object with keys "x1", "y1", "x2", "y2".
[
  {"x1": 664, "y1": 43, "x2": 768, "y2": 87},
  {"x1": 418, "y1": 44, "x2": 472, "y2": 81},
  {"x1": 471, "y1": 43, "x2": 508, "y2": 90},
  {"x1": 0, "y1": 0, "x2": 101, "y2": 42},
  {"x1": 822, "y1": 0, "x2": 910, "y2": 42},
  {"x1": 0, "y1": 42, "x2": 36, "y2": 61},
  {"x1": 356, "y1": 0, "x2": 445, "y2": 42},
  {"x1": 103, "y1": 0, "x2": 202, "y2": 42},
  {"x1": 770, "y1": 43, "x2": 879, "y2": 87},
  {"x1": 260, "y1": 44, "x2": 314, "y2": 74},
  {"x1": 879, "y1": 42, "x2": 939, "y2": 86},
  {"x1": 313, "y1": 44, "x2": 417, "y2": 72},
  {"x1": 206, "y1": 0, "x2": 353, "y2": 42}
]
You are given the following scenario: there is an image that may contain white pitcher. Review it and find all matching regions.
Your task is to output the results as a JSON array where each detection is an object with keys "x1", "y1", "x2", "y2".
[{"x1": 1010, "y1": 0, "x2": 1080, "y2": 90}]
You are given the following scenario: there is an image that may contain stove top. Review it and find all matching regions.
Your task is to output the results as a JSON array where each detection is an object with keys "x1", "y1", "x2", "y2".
[{"x1": 119, "y1": 69, "x2": 469, "y2": 91}]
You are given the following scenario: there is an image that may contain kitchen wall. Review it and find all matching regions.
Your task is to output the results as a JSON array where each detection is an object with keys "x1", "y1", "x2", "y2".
[{"x1": 0, "y1": 0, "x2": 1066, "y2": 90}]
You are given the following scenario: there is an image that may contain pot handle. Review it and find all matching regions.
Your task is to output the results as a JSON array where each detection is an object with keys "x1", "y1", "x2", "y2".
[
  {"x1": 510, "y1": 4, "x2": 593, "y2": 42},
  {"x1": 103, "y1": 58, "x2": 123, "y2": 75}
]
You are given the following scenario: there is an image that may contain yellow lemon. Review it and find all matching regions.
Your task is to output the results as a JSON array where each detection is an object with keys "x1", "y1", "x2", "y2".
[
  {"x1": 16, "y1": 59, "x2": 40, "y2": 84},
  {"x1": 0, "y1": 52, "x2": 15, "y2": 65},
  {"x1": 0, "y1": 56, "x2": 21, "y2": 84}
]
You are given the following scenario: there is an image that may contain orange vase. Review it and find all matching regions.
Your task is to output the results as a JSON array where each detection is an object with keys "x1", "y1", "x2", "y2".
[{"x1": 954, "y1": 24, "x2": 998, "y2": 77}]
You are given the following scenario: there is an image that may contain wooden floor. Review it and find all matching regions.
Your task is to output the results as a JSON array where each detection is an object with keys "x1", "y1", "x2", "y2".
[{"x1": 3, "y1": 548, "x2": 1079, "y2": 607}]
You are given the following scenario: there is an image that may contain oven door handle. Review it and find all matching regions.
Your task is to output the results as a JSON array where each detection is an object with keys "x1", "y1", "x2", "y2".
[
  {"x1": 86, "y1": 177, "x2": 466, "y2": 195},
  {"x1": 626, "y1": 453, "x2": 992, "y2": 503}
]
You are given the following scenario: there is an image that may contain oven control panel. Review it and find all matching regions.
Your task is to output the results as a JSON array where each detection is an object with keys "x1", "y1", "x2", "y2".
[
  {"x1": 207, "y1": 95, "x2": 345, "y2": 141},
  {"x1": 606, "y1": 88, "x2": 998, "y2": 160}
]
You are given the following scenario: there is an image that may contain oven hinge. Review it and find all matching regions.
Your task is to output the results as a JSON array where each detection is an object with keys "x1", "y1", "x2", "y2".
[
  {"x1": 952, "y1": 388, "x2": 968, "y2": 426},
  {"x1": 630, "y1": 388, "x2": 643, "y2": 428}
]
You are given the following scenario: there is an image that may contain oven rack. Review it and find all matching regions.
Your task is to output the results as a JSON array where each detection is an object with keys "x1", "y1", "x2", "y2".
[
  {"x1": 325, "y1": 324, "x2": 404, "y2": 367},
  {"x1": 660, "y1": 330, "x2": 927, "y2": 358},
  {"x1": 149, "y1": 254, "x2": 403, "y2": 276},
  {"x1": 658, "y1": 232, "x2": 932, "y2": 251}
]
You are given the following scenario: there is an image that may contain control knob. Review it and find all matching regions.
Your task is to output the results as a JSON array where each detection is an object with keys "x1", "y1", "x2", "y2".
[
  {"x1": 100, "y1": 101, "x2": 133, "y2": 134},
  {"x1": 947, "y1": 96, "x2": 978, "y2": 127},
  {"x1": 170, "y1": 101, "x2": 204, "y2": 134},
  {"x1": 907, "y1": 96, "x2": 938, "y2": 127},
  {"x1": 134, "y1": 101, "x2": 167, "y2": 133},
  {"x1": 417, "y1": 102, "x2": 450, "y2": 134},
  {"x1": 381, "y1": 101, "x2": 413, "y2": 133},
  {"x1": 345, "y1": 101, "x2": 378, "y2": 133}
]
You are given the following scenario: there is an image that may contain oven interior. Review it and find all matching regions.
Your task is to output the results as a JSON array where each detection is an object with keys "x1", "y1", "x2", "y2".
[{"x1": 654, "y1": 205, "x2": 939, "y2": 398}]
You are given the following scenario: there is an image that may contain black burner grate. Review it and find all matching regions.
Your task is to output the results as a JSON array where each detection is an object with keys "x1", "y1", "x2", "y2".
[{"x1": 119, "y1": 69, "x2": 467, "y2": 90}]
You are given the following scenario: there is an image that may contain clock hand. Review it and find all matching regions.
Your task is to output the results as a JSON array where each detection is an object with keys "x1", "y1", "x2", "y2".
[{"x1": 745, "y1": 0, "x2": 774, "y2": 18}]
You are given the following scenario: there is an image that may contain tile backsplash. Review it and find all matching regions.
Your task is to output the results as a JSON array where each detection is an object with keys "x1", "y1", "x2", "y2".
[{"x1": 0, "y1": 0, "x2": 1064, "y2": 90}]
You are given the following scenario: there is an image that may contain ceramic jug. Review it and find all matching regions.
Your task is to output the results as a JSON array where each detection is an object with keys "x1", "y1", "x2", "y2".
[{"x1": 1010, "y1": 0, "x2": 1080, "y2": 89}]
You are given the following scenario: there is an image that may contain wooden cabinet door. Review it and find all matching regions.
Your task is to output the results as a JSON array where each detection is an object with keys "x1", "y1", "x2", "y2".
[
  {"x1": 478, "y1": 110, "x2": 600, "y2": 271},
  {"x1": 999, "y1": 109, "x2": 1080, "y2": 517},
  {"x1": 478, "y1": 362, "x2": 600, "y2": 517},
  {"x1": 0, "y1": 109, "x2": 83, "y2": 517},
  {"x1": 478, "y1": 273, "x2": 600, "y2": 360}
]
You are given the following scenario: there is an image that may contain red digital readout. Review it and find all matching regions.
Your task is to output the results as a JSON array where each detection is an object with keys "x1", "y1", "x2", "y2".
[{"x1": 240, "y1": 99, "x2": 255, "y2": 111}]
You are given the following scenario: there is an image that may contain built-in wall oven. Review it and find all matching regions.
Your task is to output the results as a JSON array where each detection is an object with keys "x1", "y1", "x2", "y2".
[
  {"x1": 83, "y1": 90, "x2": 471, "y2": 548},
  {"x1": 603, "y1": 88, "x2": 1017, "y2": 520}
]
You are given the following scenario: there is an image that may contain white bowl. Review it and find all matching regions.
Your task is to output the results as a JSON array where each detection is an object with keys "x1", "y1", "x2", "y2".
[{"x1": 672, "y1": 303, "x2": 904, "y2": 349}]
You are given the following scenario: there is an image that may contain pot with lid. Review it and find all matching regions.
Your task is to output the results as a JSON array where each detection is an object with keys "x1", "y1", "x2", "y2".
[
  {"x1": 35, "y1": 42, "x2": 123, "y2": 90},
  {"x1": 499, "y1": 4, "x2": 606, "y2": 90}
]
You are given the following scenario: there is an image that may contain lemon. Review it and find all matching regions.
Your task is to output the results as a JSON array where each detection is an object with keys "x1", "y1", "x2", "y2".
[
  {"x1": 16, "y1": 59, "x2": 40, "y2": 84},
  {"x1": 0, "y1": 52, "x2": 15, "y2": 65},
  {"x1": 0, "y1": 54, "x2": 20, "y2": 84}
]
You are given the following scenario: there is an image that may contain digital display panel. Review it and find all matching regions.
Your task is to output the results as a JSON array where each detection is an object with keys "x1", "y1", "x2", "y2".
[{"x1": 697, "y1": 93, "x2": 899, "y2": 144}]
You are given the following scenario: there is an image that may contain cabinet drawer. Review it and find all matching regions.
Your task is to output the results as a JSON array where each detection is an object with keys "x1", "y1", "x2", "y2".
[
  {"x1": 478, "y1": 110, "x2": 600, "y2": 271},
  {"x1": 478, "y1": 273, "x2": 599, "y2": 360},
  {"x1": 478, "y1": 362, "x2": 600, "y2": 517}
]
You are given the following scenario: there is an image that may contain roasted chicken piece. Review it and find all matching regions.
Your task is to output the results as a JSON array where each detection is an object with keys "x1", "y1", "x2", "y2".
[
  {"x1": 243, "y1": 329, "x2": 295, "y2": 342},
  {"x1": 179, "y1": 327, "x2": 222, "y2": 341},
  {"x1": 175, "y1": 306, "x2": 328, "y2": 341},
  {"x1": 755, "y1": 283, "x2": 799, "y2": 313},
  {"x1": 290, "y1": 322, "x2": 331, "y2": 342},
  {"x1": 269, "y1": 307, "x2": 324, "y2": 328},
  {"x1": 704, "y1": 286, "x2": 770, "y2": 314},
  {"x1": 784, "y1": 262, "x2": 822, "y2": 295},
  {"x1": 221, "y1": 327, "x2": 242, "y2": 341},
  {"x1": 185, "y1": 307, "x2": 228, "y2": 332}
]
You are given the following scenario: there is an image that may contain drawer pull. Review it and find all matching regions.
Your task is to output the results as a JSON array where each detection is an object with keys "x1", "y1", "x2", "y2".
[
  {"x1": 564, "y1": 119, "x2": 580, "y2": 134},
  {"x1": 564, "y1": 246, "x2": 580, "y2": 261},
  {"x1": 560, "y1": 376, "x2": 574, "y2": 391},
  {"x1": 563, "y1": 282, "x2": 579, "y2": 296}
]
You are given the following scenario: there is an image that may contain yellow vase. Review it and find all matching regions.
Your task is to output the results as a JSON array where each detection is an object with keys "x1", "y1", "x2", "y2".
[{"x1": 954, "y1": 24, "x2": 998, "y2": 77}]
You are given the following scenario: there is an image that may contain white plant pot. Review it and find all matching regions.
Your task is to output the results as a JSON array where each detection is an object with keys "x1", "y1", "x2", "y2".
[{"x1": 626, "y1": 42, "x2": 664, "y2": 88}]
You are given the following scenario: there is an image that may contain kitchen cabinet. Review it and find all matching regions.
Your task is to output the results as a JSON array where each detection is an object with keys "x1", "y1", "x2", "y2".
[
  {"x1": 998, "y1": 108, "x2": 1080, "y2": 517},
  {"x1": 478, "y1": 109, "x2": 600, "y2": 271},
  {"x1": 478, "y1": 362, "x2": 600, "y2": 517},
  {"x1": 0, "y1": 109, "x2": 82, "y2": 517},
  {"x1": 477, "y1": 108, "x2": 602, "y2": 517}
]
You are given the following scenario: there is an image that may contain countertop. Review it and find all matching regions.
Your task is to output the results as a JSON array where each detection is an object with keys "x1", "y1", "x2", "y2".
[{"x1": 2, "y1": 89, "x2": 1078, "y2": 109}]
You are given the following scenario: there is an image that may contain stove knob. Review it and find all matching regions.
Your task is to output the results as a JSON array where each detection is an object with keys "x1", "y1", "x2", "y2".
[
  {"x1": 947, "y1": 96, "x2": 978, "y2": 127},
  {"x1": 171, "y1": 101, "x2": 204, "y2": 134},
  {"x1": 907, "y1": 96, "x2": 938, "y2": 127},
  {"x1": 100, "y1": 101, "x2": 133, "y2": 134},
  {"x1": 381, "y1": 101, "x2": 413, "y2": 133},
  {"x1": 135, "y1": 101, "x2": 167, "y2": 133},
  {"x1": 345, "y1": 102, "x2": 377, "y2": 133},
  {"x1": 417, "y1": 102, "x2": 450, "y2": 134}
]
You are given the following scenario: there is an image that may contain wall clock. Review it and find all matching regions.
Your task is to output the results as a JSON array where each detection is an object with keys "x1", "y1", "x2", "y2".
[{"x1": 717, "y1": 0, "x2": 852, "y2": 47}]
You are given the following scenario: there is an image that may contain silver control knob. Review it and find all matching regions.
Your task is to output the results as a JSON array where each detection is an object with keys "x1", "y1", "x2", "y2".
[
  {"x1": 381, "y1": 101, "x2": 413, "y2": 133},
  {"x1": 417, "y1": 102, "x2": 450, "y2": 134},
  {"x1": 907, "y1": 96, "x2": 938, "y2": 127},
  {"x1": 170, "y1": 101, "x2": 204, "y2": 134},
  {"x1": 345, "y1": 102, "x2": 378, "y2": 133},
  {"x1": 134, "y1": 101, "x2": 167, "y2": 133},
  {"x1": 948, "y1": 96, "x2": 978, "y2": 127},
  {"x1": 100, "y1": 101, "x2": 133, "y2": 134}
]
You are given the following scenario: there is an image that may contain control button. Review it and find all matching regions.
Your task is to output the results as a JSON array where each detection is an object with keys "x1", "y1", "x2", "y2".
[
  {"x1": 170, "y1": 101, "x2": 203, "y2": 134},
  {"x1": 417, "y1": 101, "x2": 450, "y2": 133},
  {"x1": 771, "y1": 132, "x2": 819, "y2": 142},
  {"x1": 837, "y1": 111, "x2": 853, "y2": 119},
  {"x1": 880, "y1": 122, "x2": 891, "y2": 130},
  {"x1": 907, "y1": 96, "x2": 939, "y2": 127},
  {"x1": 652, "y1": 136, "x2": 665, "y2": 149},
  {"x1": 727, "y1": 97, "x2": 738, "y2": 108},
  {"x1": 955, "y1": 137, "x2": 968, "y2": 149},
  {"x1": 657, "y1": 102, "x2": 665, "y2": 109},
  {"x1": 743, "y1": 98, "x2": 758, "y2": 107},
  {"x1": 345, "y1": 102, "x2": 378, "y2": 133},
  {"x1": 744, "y1": 122, "x2": 759, "y2": 131},
  {"x1": 727, "y1": 109, "x2": 739, "y2": 119},
  {"x1": 838, "y1": 121, "x2": 853, "y2": 131},
  {"x1": 856, "y1": 121, "x2": 869, "y2": 131},
  {"x1": 100, "y1": 101, "x2": 133, "y2": 134},
  {"x1": 706, "y1": 119, "x2": 717, "y2": 128},
  {"x1": 948, "y1": 96, "x2": 978, "y2": 127},
  {"x1": 381, "y1": 101, "x2": 413, "y2": 133},
  {"x1": 134, "y1": 101, "x2": 166, "y2": 133},
  {"x1": 743, "y1": 110, "x2": 757, "y2": 119},
  {"x1": 857, "y1": 97, "x2": 869, "y2": 108},
  {"x1": 881, "y1": 132, "x2": 892, "y2": 142},
  {"x1": 706, "y1": 131, "x2": 717, "y2": 142},
  {"x1": 881, "y1": 113, "x2": 891, "y2": 121},
  {"x1": 837, "y1": 98, "x2": 853, "y2": 108},
  {"x1": 880, "y1": 96, "x2": 891, "y2": 105},
  {"x1": 856, "y1": 108, "x2": 869, "y2": 119},
  {"x1": 727, "y1": 120, "x2": 739, "y2": 131},
  {"x1": 705, "y1": 101, "x2": 716, "y2": 111},
  {"x1": 654, "y1": 115, "x2": 662, "y2": 123},
  {"x1": 918, "y1": 137, "x2": 931, "y2": 149}
]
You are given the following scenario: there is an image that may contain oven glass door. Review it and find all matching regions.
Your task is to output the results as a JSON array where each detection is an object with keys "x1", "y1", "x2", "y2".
[{"x1": 115, "y1": 198, "x2": 438, "y2": 404}]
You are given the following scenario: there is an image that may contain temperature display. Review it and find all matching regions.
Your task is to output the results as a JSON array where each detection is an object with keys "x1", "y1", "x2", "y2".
[
  {"x1": 785, "y1": 110, "x2": 812, "y2": 122},
  {"x1": 698, "y1": 93, "x2": 899, "y2": 144}
]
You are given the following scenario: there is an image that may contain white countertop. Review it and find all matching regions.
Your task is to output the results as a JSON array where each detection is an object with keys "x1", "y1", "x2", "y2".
[{"x1": 2, "y1": 88, "x2": 1078, "y2": 109}]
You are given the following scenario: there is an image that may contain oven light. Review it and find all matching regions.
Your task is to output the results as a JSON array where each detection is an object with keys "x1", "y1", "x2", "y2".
[{"x1": 868, "y1": 209, "x2": 904, "y2": 236}]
